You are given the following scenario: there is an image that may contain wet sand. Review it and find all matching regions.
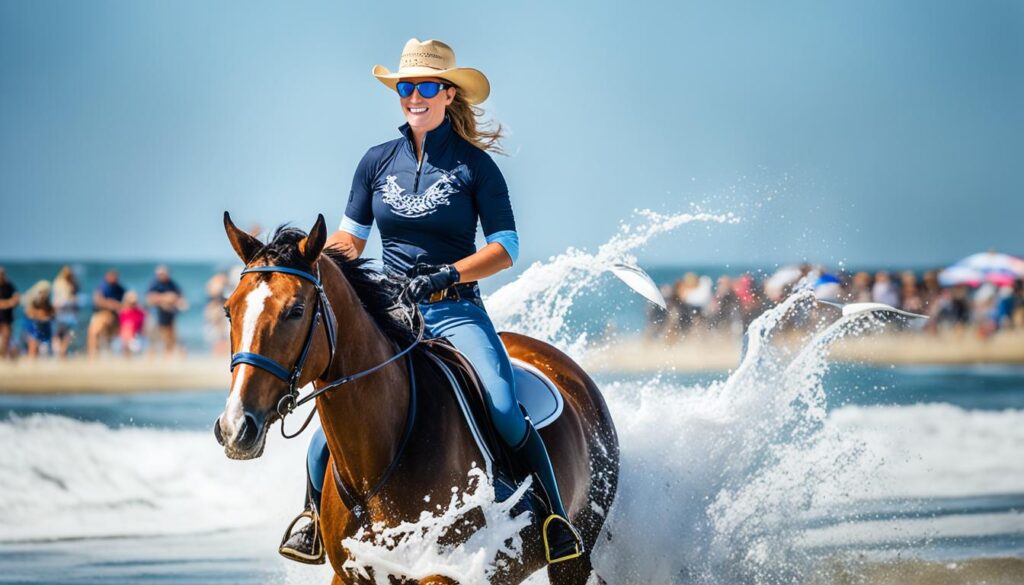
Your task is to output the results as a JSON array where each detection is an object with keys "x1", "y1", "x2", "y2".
[
  {"x1": 829, "y1": 330, "x2": 1024, "y2": 365},
  {"x1": 0, "y1": 355, "x2": 227, "y2": 394},
  {"x1": 818, "y1": 556, "x2": 1024, "y2": 585},
  {"x1": 1, "y1": 331, "x2": 1021, "y2": 392}
]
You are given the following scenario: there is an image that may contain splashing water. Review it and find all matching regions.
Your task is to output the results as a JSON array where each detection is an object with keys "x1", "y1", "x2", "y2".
[
  {"x1": 487, "y1": 209, "x2": 739, "y2": 357},
  {"x1": 328, "y1": 208, "x2": 919, "y2": 584},
  {"x1": 580, "y1": 290, "x2": 896, "y2": 584},
  {"x1": 340, "y1": 467, "x2": 534, "y2": 584}
]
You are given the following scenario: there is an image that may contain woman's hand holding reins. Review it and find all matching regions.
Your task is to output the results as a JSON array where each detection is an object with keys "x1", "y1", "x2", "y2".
[{"x1": 406, "y1": 263, "x2": 460, "y2": 304}]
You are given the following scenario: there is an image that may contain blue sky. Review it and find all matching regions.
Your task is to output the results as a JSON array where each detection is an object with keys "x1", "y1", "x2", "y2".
[{"x1": 1, "y1": 0, "x2": 1021, "y2": 268}]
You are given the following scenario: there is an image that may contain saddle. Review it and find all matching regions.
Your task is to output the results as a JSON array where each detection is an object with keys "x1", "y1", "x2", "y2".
[{"x1": 418, "y1": 336, "x2": 564, "y2": 483}]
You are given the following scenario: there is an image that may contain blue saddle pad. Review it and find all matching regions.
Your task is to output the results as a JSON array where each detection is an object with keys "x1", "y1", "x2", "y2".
[{"x1": 510, "y1": 358, "x2": 564, "y2": 429}]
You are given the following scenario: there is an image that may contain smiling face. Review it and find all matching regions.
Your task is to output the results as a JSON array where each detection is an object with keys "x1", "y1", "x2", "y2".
[{"x1": 399, "y1": 76, "x2": 456, "y2": 135}]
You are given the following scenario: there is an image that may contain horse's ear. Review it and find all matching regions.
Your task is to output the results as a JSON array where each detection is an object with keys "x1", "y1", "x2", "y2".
[
  {"x1": 224, "y1": 211, "x2": 261, "y2": 264},
  {"x1": 299, "y1": 214, "x2": 327, "y2": 266}
]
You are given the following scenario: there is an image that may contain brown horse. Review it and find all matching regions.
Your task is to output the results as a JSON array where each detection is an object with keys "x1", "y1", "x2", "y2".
[{"x1": 214, "y1": 213, "x2": 619, "y2": 584}]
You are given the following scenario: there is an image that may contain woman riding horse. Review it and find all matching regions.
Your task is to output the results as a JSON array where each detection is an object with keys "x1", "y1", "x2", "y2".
[{"x1": 277, "y1": 38, "x2": 584, "y2": 566}]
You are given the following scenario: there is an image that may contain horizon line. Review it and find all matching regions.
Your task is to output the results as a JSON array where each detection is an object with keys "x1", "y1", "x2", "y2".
[{"x1": 0, "y1": 255, "x2": 967, "y2": 270}]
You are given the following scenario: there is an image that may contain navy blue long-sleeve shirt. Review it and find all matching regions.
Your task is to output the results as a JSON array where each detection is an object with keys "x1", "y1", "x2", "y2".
[{"x1": 339, "y1": 116, "x2": 519, "y2": 276}]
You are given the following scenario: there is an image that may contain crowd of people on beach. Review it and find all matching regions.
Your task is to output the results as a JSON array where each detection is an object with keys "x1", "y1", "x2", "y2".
[
  {"x1": 0, "y1": 265, "x2": 191, "y2": 360},
  {"x1": 645, "y1": 265, "x2": 1024, "y2": 342},
  {"x1": 4, "y1": 258, "x2": 1023, "y2": 360}
]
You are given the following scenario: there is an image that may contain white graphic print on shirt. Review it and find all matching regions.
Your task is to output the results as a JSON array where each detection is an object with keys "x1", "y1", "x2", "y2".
[{"x1": 379, "y1": 174, "x2": 457, "y2": 218}]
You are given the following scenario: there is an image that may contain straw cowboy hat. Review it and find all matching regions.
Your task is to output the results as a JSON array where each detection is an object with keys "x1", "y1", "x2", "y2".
[{"x1": 373, "y1": 38, "x2": 490, "y2": 105}]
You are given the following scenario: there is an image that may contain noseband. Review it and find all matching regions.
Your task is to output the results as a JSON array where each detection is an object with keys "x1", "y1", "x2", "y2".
[{"x1": 229, "y1": 263, "x2": 423, "y2": 438}]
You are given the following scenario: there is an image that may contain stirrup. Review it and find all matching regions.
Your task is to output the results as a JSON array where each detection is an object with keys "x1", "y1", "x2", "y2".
[
  {"x1": 542, "y1": 514, "x2": 584, "y2": 564},
  {"x1": 278, "y1": 509, "x2": 325, "y2": 565}
]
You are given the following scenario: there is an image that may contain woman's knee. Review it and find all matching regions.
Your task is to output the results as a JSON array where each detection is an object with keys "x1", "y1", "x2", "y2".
[{"x1": 487, "y1": 392, "x2": 528, "y2": 447}]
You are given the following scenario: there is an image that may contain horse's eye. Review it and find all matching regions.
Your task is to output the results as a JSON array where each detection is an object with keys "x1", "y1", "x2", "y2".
[
  {"x1": 286, "y1": 305, "x2": 305, "y2": 320},
  {"x1": 223, "y1": 306, "x2": 231, "y2": 320}
]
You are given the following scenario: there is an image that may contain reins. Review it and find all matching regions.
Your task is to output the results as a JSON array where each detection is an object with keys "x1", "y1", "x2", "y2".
[
  {"x1": 331, "y1": 349, "x2": 419, "y2": 520},
  {"x1": 280, "y1": 315, "x2": 424, "y2": 439}
]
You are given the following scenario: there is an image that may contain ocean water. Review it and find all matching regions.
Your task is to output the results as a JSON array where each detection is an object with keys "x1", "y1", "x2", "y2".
[
  {"x1": 1, "y1": 366, "x2": 1022, "y2": 585},
  {"x1": 1, "y1": 211, "x2": 1022, "y2": 584}
]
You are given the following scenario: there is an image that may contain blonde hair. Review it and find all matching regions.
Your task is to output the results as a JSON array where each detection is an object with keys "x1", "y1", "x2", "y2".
[
  {"x1": 52, "y1": 265, "x2": 78, "y2": 304},
  {"x1": 446, "y1": 91, "x2": 505, "y2": 154},
  {"x1": 23, "y1": 280, "x2": 51, "y2": 309}
]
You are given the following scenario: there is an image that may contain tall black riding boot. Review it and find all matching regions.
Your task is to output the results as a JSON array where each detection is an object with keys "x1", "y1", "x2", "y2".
[
  {"x1": 512, "y1": 419, "x2": 584, "y2": 564},
  {"x1": 278, "y1": 473, "x2": 325, "y2": 565}
]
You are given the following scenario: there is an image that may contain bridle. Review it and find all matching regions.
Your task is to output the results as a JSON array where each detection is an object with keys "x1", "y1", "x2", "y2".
[{"x1": 229, "y1": 262, "x2": 424, "y2": 438}]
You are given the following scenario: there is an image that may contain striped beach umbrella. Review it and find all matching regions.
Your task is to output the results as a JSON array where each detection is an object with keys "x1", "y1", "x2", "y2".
[{"x1": 939, "y1": 252, "x2": 1024, "y2": 287}]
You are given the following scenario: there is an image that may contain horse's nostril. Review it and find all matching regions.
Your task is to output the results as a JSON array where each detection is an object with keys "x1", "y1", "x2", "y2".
[
  {"x1": 237, "y1": 413, "x2": 260, "y2": 448},
  {"x1": 213, "y1": 416, "x2": 225, "y2": 446}
]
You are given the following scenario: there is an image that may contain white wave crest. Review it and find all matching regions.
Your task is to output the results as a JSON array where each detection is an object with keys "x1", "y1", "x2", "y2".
[{"x1": 0, "y1": 414, "x2": 307, "y2": 543}]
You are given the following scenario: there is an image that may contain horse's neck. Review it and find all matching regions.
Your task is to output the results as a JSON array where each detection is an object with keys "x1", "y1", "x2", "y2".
[{"x1": 314, "y1": 258, "x2": 410, "y2": 495}]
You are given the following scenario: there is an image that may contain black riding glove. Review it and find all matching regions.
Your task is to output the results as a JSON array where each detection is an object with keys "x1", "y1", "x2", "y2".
[{"x1": 406, "y1": 263, "x2": 460, "y2": 304}]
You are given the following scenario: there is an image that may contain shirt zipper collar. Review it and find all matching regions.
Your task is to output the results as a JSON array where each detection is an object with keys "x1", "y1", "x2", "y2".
[
  {"x1": 400, "y1": 115, "x2": 451, "y2": 191},
  {"x1": 400, "y1": 115, "x2": 452, "y2": 159}
]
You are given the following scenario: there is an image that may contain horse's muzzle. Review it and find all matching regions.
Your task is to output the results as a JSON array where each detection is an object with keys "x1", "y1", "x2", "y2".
[{"x1": 214, "y1": 412, "x2": 267, "y2": 459}]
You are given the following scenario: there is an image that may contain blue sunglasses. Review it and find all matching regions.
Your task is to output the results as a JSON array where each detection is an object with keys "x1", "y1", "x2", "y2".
[{"x1": 395, "y1": 81, "x2": 451, "y2": 99}]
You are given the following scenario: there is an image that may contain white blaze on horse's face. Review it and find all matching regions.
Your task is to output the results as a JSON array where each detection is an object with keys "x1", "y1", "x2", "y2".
[{"x1": 223, "y1": 281, "x2": 273, "y2": 438}]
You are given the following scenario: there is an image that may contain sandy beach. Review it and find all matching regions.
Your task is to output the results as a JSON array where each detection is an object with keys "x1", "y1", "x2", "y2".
[
  {"x1": 1, "y1": 331, "x2": 1021, "y2": 393},
  {"x1": 0, "y1": 355, "x2": 227, "y2": 394}
]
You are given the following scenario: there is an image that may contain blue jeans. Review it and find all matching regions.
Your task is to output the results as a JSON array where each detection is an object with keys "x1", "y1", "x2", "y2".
[{"x1": 307, "y1": 298, "x2": 525, "y2": 495}]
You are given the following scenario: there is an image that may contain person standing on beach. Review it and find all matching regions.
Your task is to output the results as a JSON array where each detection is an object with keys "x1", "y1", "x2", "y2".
[
  {"x1": 203, "y1": 271, "x2": 230, "y2": 355},
  {"x1": 21, "y1": 280, "x2": 55, "y2": 359},
  {"x1": 0, "y1": 268, "x2": 19, "y2": 359},
  {"x1": 872, "y1": 271, "x2": 900, "y2": 308},
  {"x1": 118, "y1": 291, "x2": 146, "y2": 356},
  {"x1": 51, "y1": 265, "x2": 80, "y2": 358},
  {"x1": 1012, "y1": 279, "x2": 1024, "y2": 329},
  {"x1": 850, "y1": 271, "x2": 873, "y2": 303},
  {"x1": 146, "y1": 265, "x2": 186, "y2": 356},
  {"x1": 87, "y1": 269, "x2": 125, "y2": 359}
]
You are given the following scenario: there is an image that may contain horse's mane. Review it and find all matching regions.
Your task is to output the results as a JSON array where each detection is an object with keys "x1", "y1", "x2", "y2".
[{"x1": 253, "y1": 225, "x2": 417, "y2": 346}]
